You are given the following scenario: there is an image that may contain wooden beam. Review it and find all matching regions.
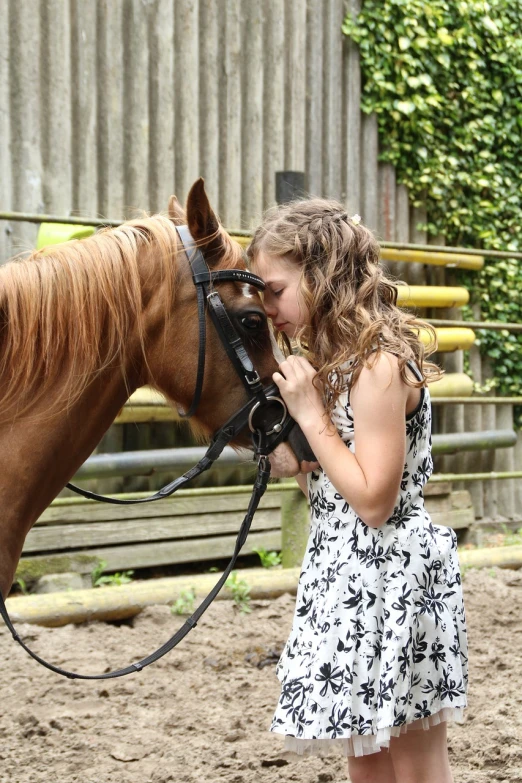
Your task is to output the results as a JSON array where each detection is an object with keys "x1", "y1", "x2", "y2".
[{"x1": 8, "y1": 543, "x2": 522, "y2": 628}]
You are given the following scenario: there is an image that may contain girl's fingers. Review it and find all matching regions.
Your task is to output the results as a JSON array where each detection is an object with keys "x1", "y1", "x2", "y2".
[{"x1": 300, "y1": 460, "x2": 320, "y2": 474}]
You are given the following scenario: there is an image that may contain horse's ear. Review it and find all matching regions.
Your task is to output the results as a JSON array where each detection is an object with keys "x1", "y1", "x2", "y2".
[
  {"x1": 167, "y1": 195, "x2": 185, "y2": 224},
  {"x1": 186, "y1": 178, "x2": 223, "y2": 265}
]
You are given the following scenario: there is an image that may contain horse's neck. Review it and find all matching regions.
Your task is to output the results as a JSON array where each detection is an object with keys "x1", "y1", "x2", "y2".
[{"x1": 0, "y1": 368, "x2": 133, "y2": 597}]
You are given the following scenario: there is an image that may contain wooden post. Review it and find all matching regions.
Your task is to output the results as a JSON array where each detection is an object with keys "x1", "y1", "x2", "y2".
[
  {"x1": 280, "y1": 485, "x2": 310, "y2": 568},
  {"x1": 275, "y1": 171, "x2": 307, "y2": 205}
]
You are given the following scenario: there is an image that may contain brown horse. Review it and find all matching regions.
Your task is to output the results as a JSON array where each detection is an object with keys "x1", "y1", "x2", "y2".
[{"x1": 0, "y1": 179, "x2": 301, "y2": 599}]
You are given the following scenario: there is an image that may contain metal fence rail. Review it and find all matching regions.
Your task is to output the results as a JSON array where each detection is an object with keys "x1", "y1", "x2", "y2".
[{"x1": 74, "y1": 431, "x2": 517, "y2": 481}]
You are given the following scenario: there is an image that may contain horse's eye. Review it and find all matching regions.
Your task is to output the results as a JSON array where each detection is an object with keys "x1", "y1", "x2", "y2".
[{"x1": 240, "y1": 314, "x2": 264, "y2": 331}]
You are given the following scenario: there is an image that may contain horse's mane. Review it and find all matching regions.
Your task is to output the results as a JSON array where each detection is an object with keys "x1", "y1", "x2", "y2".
[{"x1": 0, "y1": 215, "x2": 181, "y2": 421}]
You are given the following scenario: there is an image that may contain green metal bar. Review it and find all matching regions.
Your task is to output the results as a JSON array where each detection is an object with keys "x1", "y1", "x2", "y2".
[
  {"x1": 431, "y1": 429, "x2": 516, "y2": 454},
  {"x1": 428, "y1": 318, "x2": 522, "y2": 333},
  {"x1": 1, "y1": 209, "x2": 522, "y2": 260},
  {"x1": 66, "y1": 430, "x2": 517, "y2": 481},
  {"x1": 52, "y1": 481, "x2": 302, "y2": 506},
  {"x1": 0, "y1": 210, "x2": 122, "y2": 228},
  {"x1": 429, "y1": 471, "x2": 522, "y2": 483},
  {"x1": 51, "y1": 470, "x2": 522, "y2": 510},
  {"x1": 431, "y1": 397, "x2": 522, "y2": 405}
]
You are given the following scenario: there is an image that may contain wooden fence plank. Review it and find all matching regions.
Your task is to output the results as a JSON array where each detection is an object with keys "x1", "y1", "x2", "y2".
[
  {"x1": 24, "y1": 509, "x2": 280, "y2": 552},
  {"x1": 20, "y1": 530, "x2": 282, "y2": 574},
  {"x1": 20, "y1": 482, "x2": 472, "y2": 581},
  {"x1": 36, "y1": 490, "x2": 286, "y2": 525},
  {"x1": 430, "y1": 508, "x2": 474, "y2": 530}
]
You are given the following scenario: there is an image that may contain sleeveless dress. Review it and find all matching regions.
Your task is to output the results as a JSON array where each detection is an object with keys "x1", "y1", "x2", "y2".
[{"x1": 271, "y1": 360, "x2": 468, "y2": 757}]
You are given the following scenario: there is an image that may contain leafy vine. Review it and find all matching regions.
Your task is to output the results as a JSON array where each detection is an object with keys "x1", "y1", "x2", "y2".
[{"x1": 343, "y1": 0, "x2": 522, "y2": 424}]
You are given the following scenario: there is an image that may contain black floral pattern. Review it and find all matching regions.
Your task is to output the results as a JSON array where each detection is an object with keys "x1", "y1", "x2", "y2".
[{"x1": 271, "y1": 362, "x2": 468, "y2": 757}]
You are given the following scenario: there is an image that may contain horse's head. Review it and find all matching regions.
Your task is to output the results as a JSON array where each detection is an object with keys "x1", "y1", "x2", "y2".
[{"x1": 143, "y1": 179, "x2": 311, "y2": 470}]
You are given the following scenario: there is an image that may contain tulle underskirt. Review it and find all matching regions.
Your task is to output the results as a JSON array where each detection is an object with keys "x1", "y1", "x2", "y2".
[{"x1": 274, "y1": 706, "x2": 465, "y2": 758}]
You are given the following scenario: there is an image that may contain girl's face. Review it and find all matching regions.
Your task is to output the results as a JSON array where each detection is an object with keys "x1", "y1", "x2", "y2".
[{"x1": 253, "y1": 252, "x2": 309, "y2": 339}]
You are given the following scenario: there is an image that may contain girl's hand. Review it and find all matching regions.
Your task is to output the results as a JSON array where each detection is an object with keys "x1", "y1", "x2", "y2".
[{"x1": 272, "y1": 355, "x2": 325, "y2": 428}]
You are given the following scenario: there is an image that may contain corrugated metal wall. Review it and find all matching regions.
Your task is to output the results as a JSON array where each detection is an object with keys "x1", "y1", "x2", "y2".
[
  {"x1": 0, "y1": 0, "x2": 519, "y2": 519},
  {"x1": 0, "y1": 0, "x2": 427, "y2": 261}
]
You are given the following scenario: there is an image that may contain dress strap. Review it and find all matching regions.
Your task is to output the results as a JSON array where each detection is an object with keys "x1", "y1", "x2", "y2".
[{"x1": 406, "y1": 359, "x2": 424, "y2": 383}]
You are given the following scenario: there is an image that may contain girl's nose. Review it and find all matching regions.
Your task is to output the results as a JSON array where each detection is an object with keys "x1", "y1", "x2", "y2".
[{"x1": 264, "y1": 300, "x2": 277, "y2": 318}]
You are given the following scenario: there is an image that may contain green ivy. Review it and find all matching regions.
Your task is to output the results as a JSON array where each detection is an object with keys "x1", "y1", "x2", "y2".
[{"x1": 343, "y1": 0, "x2": 522, "y2": 425}]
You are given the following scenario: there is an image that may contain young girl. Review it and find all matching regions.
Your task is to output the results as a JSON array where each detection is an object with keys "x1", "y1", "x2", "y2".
[{"x1": 247, "y1": 200, "x2": 468, "y2": 783}]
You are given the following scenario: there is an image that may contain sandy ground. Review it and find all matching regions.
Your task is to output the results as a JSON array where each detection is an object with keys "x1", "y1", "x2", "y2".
[{"x1": 1, "y1": 566, "x2": 521, "y2": 783}]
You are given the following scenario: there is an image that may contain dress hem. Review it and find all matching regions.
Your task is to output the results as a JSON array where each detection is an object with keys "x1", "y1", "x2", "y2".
[{"x1": 271, "y1": 704, "x2": 466, "y2": 758}]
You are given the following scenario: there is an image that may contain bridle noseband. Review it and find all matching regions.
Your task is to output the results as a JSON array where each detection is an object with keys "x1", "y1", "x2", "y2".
[{"x1": 0, "y1": 225, "x2": 301, "y2": 680}]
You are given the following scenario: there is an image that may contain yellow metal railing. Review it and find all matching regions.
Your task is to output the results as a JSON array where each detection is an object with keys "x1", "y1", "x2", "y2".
[
  {"x1": 419, "y1": 327, "x2": 476, "y2": 352},
  {"x1": 396, "y1": 285, "x2": 469, "y2": 308}
]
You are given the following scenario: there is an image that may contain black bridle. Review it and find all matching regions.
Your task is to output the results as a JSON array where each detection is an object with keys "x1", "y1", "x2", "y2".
[{"x1": 0, "y1": 225, "x2": 300, "y2": 680}]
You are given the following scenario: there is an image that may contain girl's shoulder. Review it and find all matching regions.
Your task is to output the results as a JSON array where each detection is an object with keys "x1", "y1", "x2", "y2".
[{"x1": 353, "y1": 350, "x2": 425, "y2": 386}]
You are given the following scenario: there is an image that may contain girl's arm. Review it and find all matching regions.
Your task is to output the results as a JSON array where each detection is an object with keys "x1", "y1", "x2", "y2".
[
  {"x1": 272, "y1": 352, "x2": 409, "y2": 528},
  {"x1": 294, "y1": 473, "x2": 309, "y2": 496}
]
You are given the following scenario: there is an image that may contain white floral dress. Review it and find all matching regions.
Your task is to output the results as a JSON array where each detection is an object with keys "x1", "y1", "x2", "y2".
[{"x1": 271, "y1": 361, "x2": 468, "y2": 757}]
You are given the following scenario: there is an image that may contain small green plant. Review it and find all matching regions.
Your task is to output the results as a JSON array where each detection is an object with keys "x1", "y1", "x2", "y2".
[
  {"x1": 91, "y1": 560, "x2": 106, "y2": 586},
  {"x1": 91, "y1": 559, "x2": 134, "y2": 588},
  {"x1": 501, "y1": 525, "x2": 522, "y2": 547},
  {"x1": 171, "y1": 588, "x2": 197, "y2": 615},
  {"x1": 226, "y1": 571, "x2": 251, "y2": 613},
  {"x1": 252, "y1": 546, "x2": 282, "y2": 569},
  {"x1": 15, "y1": 577, "x2": 29, "y2": 595}
]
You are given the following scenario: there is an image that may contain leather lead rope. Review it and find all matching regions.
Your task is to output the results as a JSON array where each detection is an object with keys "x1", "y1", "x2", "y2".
[{"x1": 0, "y1": 456, "x2": 271, "y2": 680}]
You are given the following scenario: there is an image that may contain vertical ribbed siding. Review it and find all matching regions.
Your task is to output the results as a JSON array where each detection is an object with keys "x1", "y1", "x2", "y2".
[
  {"x1": 70, "y1": 1, "x2": 98, "y2": 216},
  {"x1": 344, "y1": 0, "x2": 361, "y2": 214},
  {"x1": 0, "y1": 0, "x2": 12, "y2": 262},
  {"x1": 305, "y1": 0, "x2": 323, "y2": 197},
  {"x1": 0, "y1": 0, "x2": 518, "y2": 516},
  {"x1": 198, "y1": 0, "x2": 219, "y2": 210},
  {"x1": 242, "y1": 2, "x2": 264, "y2": 225},
  {"x1": 0, "y1": 0, "x2": 408, "y2": 233},
  {"x1": 263, "y1": 1, "x2": 285, "y2": 212},
  {"x1": 102, "y1": 0, "x2": 125, "y2": 218},
  {"x1": 8, "y1": 0, "x2": 42, "y2": 251},
  {"x1": 41, "y1": 0, "x2": 72, "y2": 214},
  {"x1": 284, "y1": 0, "x2": 306, "y2": 175},
  {"x1": 128, "y1": 1, "x2": 152, "y2": 212},
  {"x1": 148, "y1": 0, "x2": 176, "y2": 213},
  {"x1": 219, "y1": 0, "x2": 241, "y2": 227},
  {"x1": 174, "y1": 0, "x2": 199, "y2": 203},
  {"x1": 322, "y1": 0, "x2": 343, "y2": 201},
  {"x1": 360, "y1": 114, "x2": 378, "y2": 232}
]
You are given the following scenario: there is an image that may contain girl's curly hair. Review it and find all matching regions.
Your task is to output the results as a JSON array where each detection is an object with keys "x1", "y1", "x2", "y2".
[{"x1": 247, "y1": 197, "x2": 442, "y2": 415}]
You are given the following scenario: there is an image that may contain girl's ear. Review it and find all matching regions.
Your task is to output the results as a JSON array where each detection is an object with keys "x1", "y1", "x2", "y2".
[
  {"x1": 186, "y1": 178, "x2": 224, "y2": 266},
  {"x1": 167, "y1": 195, "x2": 185, "y2": 225}
]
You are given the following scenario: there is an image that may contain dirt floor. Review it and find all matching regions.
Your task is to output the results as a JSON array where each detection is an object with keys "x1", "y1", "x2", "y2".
[{"x1": 1, "y1": 566, "x2": 521, "y2": 783}]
